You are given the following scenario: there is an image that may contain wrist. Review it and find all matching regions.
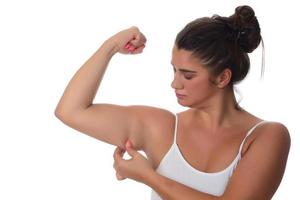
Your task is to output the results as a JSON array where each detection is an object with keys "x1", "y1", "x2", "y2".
[
  {"x1": 144, "y1": 170, "x2": 160, "y2": 188},
  {"x1": 101, "y1": 37, "x2": 119, "y2": 57}
]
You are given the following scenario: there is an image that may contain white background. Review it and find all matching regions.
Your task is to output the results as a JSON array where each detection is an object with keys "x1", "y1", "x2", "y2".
[{"x1": 0, "y1": 0, "x2": 299, "y2": 199}]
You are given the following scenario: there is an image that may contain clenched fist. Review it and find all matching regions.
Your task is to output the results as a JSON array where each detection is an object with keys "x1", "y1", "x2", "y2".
[{"x1": 109, "y1": 26, "x2": 147, "y2": 55}]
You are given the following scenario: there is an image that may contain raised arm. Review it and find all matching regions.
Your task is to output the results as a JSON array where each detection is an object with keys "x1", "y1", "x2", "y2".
[{"x1": 54, "y1": 27, "x2": 150, "y2": 150}]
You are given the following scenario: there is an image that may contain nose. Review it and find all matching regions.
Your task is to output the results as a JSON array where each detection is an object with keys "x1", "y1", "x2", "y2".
[{"x1": 171, "y1": 74, "x2": 183, "y2": 90}]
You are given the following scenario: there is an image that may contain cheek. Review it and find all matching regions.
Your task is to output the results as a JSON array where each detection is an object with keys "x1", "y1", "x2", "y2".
[{"x1": 187, "y1": 80, "x2": 212, "y2": 95}]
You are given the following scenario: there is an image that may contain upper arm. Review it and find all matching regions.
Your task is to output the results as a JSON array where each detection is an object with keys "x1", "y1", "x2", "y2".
[
  {"x1": 222, "y1": 122, "x2": 291, "y2": 200},
  {"x1": 55, "y1": 104, "x2": 173, "y2": 151}
]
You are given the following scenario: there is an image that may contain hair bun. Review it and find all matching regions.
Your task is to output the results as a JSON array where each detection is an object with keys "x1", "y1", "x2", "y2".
[
  {"x1": 231, "y1": 5, "x2": 261, "y2": 53},
  {"x1": 235, "y1": 5, "x2": 255, "y2": 23}
]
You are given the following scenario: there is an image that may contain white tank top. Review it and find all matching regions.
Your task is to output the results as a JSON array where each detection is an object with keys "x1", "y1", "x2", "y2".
[{"x1": 151, "y1": 114, "x2": 267, "y2": 199}]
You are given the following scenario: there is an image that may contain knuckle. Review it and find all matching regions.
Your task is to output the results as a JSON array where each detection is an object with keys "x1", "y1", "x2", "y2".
[{"x1": 131, "y1": 26, "x2": 139, "y2": 31}]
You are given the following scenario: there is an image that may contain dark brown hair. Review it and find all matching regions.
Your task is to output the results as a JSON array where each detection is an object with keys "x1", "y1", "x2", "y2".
[{"x1": 175, "y1": 5, "x2": 262, "y2": 86}]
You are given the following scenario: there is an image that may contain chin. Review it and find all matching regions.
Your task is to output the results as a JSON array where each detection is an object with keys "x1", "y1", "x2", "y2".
[
  {"x1": 177, "y1": 99, "x2": 193, "y2": 107},
  {"x1": 178, "y1": 98, "x2": 203, "y2": 108}
]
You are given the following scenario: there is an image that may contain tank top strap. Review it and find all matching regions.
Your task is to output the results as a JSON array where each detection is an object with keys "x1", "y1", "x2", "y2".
[
  {"x1": 238, "y1": 120, "x2": 269, "y2": 154},
  {"x1": 173, "y1": 113, "x2": 179, "y2": 144}
]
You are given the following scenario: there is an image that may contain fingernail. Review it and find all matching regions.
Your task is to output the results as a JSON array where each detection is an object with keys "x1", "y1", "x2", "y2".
[
  {"x1": 125, "y1": 44, "x2": 130, "y2": 49},
  {"x1": 128, "y1": 46, "x2": 135, "y2": 51},
  {"x1": 126, "y1": 140, "x2": 131, "y2": 148}
]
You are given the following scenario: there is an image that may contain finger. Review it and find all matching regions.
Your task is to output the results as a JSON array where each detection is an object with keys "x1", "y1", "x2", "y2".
[
  {"x1": 124, "y1": 40, "x2": 137, "y2": 50},
  {"x1": 126, "y1": 146, "x2": 137, "y2": 157},
  {"x1": 125, "y1": 140, "x2": 138, "y2": 157},
  {"x1": 128, "y1": 45, "x2": 136, "y2": 51},
  {"x1": 130, "y1": 39, "x2": 141, "y2": 47},
  {"x1": 130, "y1": 32, "x2": 147, "y2": 47},
  {"x1": 124, "y1": 43, "x2": 139, "y2": 54},
  {"x1": 124, "y1": 43, "x2": 131, "y2": 49},
  {"x1": 133, "y1": 32, "x2": 147, "y2": 45},
  {"x1": 126, "y1": 34, "x2": 146, "y2": 53},
  {"x1": 113, "y1": 147, "x2": 120, "y2": 160},
  {"x1": 130, "y1": 44, "x2": 145, "y2": 54},
  {"x1": 116, "y1": 172, "x2": 126, "y2": 180},
  {"x1": 113, "y1": 146, "x2": 125, "y2": 161},
  {"x1": 126, "y1": 139, "x2": 132, "y2": 148},
  {"x1": 138, "y1": 32, "x2": 147, "y2": 44}
]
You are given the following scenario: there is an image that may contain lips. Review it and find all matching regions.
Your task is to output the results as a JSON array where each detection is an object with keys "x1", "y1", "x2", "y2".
[{"x1": 175, "y1": 93, "x2": 186, "y2": 98}]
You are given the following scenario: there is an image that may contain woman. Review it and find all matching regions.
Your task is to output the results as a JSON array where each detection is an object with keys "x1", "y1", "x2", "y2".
[{"x1": 55, "y1": 5, "x2": 290, "y2": 200}]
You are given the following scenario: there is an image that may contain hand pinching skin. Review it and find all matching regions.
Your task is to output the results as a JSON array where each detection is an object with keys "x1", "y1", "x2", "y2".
[{"x1": 113, "y1": 139, "x2": 155, "y2": 183}]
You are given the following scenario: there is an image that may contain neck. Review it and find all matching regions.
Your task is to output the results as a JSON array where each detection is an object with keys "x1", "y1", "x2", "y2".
[{"x1": 191, "y1": 87, "x2": 243, "y2": 131}]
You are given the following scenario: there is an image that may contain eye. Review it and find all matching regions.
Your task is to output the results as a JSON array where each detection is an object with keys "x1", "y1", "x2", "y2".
[{"x1": 184, "y1": 73, "x2": 194, "y2": 80}]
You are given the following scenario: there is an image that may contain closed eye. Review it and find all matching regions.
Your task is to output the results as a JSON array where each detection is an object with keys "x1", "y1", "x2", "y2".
[
  {"x1": 184, "y1": 73, "x2": 194, "y2": 80},
  {"x1": 172, "y1": 65, "x2": 197, "y2": 80}
]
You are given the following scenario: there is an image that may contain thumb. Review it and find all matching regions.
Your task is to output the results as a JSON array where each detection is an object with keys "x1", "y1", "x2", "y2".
[
  {"x1": 130, "y1": 32, "x2": 147, "y2": 47},
  {"x1": 126, "y1": 140, "x2": 137, "y2": 157}
]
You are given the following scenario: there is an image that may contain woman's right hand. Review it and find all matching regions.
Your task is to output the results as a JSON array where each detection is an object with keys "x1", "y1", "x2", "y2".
[{"x1": 108, "y1": 26, "x2": 147, "y2": 55}]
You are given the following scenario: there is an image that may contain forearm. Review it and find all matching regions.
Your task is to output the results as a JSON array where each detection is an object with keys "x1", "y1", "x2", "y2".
[
  {"x1": 55, "y1": 38, "x2": 117, "y2": 116},
  {"x1": 146, "y1": 172, "x2": 220, "y2": 200}
]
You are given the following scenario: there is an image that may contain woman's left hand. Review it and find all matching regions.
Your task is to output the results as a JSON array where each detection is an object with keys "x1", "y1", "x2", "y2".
[{"x1": 113, "y1": 140, "x2": 155, "y2": 184}]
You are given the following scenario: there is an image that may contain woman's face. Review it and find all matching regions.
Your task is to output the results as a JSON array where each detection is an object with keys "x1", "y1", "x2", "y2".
[{"x1": 171, "y1": 46, "x2": 219, "y2": 108}]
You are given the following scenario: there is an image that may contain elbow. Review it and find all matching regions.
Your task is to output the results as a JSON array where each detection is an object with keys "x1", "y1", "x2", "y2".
[
  {"x1": 54, "y1": 103, "x2": 73, "y2": 120},
  {"x1": 54, "y1": 107, "x2": 80, "y2": 125},
  {"x1": 54, "y1": 109, "x2": 73, "y2": 126},
  {"x1": 54, "y1": 104, "x2": 90, "y2": 120},
  {"x1": 54, "y1": 106, "x2": 64, "y2": 119},
  {"x1": 54, "y1": 107, "x2": 70, "y2": 122}
]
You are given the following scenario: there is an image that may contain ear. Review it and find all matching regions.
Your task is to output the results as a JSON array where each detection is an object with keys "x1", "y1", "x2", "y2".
[{"x1": 216, "y1": 68, "x2": 232, "y2": 88}]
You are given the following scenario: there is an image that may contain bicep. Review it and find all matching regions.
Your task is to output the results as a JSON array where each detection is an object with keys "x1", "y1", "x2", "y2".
[
  {"x1": 55, "y1": 103, "x2": 146, "y2": 149},
  {"x1": 223, "y1": 123, "x2": 291, "y2": 200}
]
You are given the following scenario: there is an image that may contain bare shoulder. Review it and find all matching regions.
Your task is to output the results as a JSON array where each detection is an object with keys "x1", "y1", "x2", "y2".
[
  {"x1": 224, "y1": 121, "x2": 291, "y2": 199},
  {"x1": 245, "y1": 121, "x2": 291, "y2": 159},
  {"x1": 256, "y1": 121, "x2": 291, "y2": 149}
]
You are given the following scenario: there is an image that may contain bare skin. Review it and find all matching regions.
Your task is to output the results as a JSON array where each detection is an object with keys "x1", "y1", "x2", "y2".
[
  {"x1": 113, "y1": 110, "x2": 290, "y2": 200},
  {"x1": 156, "y1": 110, "x2": 263, "y2": 173},
  {"x1": 55, "y1": 27, "x2": 290, "y2": 200}
]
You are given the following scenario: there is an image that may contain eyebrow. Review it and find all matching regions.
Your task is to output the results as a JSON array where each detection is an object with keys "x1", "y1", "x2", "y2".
[{"x1": 171, "y1": 63, "x2": 197, "y2": 73}]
